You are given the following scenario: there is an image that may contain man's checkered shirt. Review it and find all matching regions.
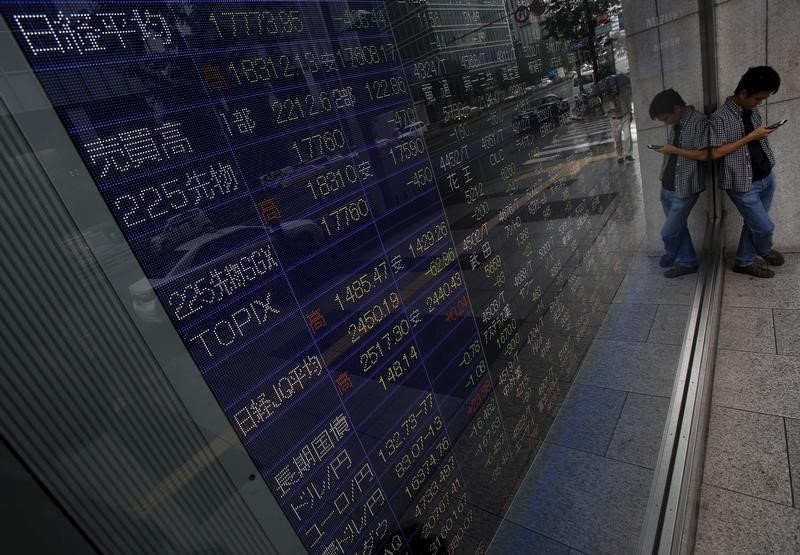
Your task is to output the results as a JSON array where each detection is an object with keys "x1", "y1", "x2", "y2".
[
  {"x1": 710, "y1": 97, "x2": 776, "y2": 192},
  {"x1": 659, "y1": 106, "x2": 708, "y2": 199}
]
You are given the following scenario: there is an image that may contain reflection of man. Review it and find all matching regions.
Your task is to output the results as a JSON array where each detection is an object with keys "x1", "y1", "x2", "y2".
[
  {"x1": 711, "y1": 66, "x2": 784, "y2": 278},
  {"x1": 602, "y1": 74, "x2": 634, "y2": 163},
  {"x1": 649, "y1": 89, "x2": 709, "y2": 278}
]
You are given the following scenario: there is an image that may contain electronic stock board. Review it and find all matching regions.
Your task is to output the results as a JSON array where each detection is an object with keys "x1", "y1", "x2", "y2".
[{"x1": 0, "y1": 2, "x2": 625, "y2": 552}]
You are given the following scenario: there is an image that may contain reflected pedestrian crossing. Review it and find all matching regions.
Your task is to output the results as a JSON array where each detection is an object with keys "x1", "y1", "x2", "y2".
[{"x1": 524, "y1": 119, "x2": 618, "y2": 164}]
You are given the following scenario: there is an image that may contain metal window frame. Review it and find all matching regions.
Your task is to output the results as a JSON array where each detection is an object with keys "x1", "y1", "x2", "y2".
[
  {"x1": 639, "y1": 0, "x2": 723, "y2": 552},
  {"x1": 0, "y1": 14, "x2": 305, "y2": 554}
]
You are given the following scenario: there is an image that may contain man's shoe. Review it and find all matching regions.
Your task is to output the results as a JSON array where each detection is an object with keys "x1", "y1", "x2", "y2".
[
  {"x1": 659, "y1": 254, "x2": 675, "y2": 268},
  {"x1": 762, "y1": 249, "x2": 785, "y2": 266},
  {"x1": 664, "y1": 265, "x2": 698, "y2": 278},
  {"x1": 617, "y1": 157, "x2": 624, "y2": 164},
  {"x1": 624, "y1": 155, "x2": 635, "y2": 162},
  {"x1": 732, "y1": 264, "x2": 775, "y2": 278}
]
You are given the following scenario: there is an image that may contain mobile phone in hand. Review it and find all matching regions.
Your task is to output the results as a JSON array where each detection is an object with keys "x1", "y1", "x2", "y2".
[
  {"x1": 647, "y1": 144, "x2": 663, "y2": 150},
  {"x1": 766, "y1": 119, "x2": 788, "y2": 129}
]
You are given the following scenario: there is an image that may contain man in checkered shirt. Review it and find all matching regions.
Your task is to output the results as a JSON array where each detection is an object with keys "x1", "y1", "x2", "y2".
[
  {"x1": 710, "y1": 66, "x2": 785, "y2": 278},
  {"x1": 649, "y1": 89, "x2": 710, "y2": 278}
]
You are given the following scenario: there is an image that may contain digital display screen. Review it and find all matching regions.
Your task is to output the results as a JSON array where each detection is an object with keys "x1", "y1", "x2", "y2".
[{"x1": 1, "y1": 2, "x2": 624, "y2": 552}]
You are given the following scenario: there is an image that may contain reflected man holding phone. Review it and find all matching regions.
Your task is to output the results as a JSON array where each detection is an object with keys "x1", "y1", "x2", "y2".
[
  {"x1": 649, "y1": 89, "x2": 710, "y2": 278},
  {"x1": 710, "y1": 66, "x2": 784, "y2": 278}
]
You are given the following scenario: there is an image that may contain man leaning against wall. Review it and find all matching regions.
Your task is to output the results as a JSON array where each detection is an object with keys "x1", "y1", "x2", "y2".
[{"x1": 710, "y1": 66, "x2": 785, "y2": 278}]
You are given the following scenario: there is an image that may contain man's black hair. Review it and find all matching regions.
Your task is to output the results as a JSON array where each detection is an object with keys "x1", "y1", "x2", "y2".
[
  {"x1": 735, "y1": 66, "x2": 781, "y2": 95},
  {"x1": 649, "y1": 89, "x2": 686, "y2": 119}
]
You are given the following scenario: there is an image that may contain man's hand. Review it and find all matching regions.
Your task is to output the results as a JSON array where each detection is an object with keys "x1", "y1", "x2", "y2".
[
  {"x1": 659, "y1": 144, "x2": 710, "y2": 161},
  {"x1": 712, "y1": 125, "x2": 775, "y2": 160},
  {"x1": 747, "y1": 126, "x2": 775, "y2": 141}
]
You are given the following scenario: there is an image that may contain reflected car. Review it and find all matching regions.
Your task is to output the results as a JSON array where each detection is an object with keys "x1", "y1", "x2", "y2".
[
  {"x1": 261, "y1": 165, "x2": 295, "y2": 184},
  {"x1": 130, "y1": 223, "x2": 324, "y2": 323},
  {"x1": 452, "y1": 105, "x2": 482, "y2": 121},
  {"x1": 396, "y1": 121, "x2": 427, "y2": 139},
  {"x1": 150, "y1": 208, "x2": 215, "y2": 253},
  {"x1": 512, "y1": 94, "x2": 571, "y2": 133},
  {"x1": 571, "y1": 71, "x2": 597, "y2": 99},
  {"x1": 258, "y1": 154, "x2": 347, "y2": 187}
]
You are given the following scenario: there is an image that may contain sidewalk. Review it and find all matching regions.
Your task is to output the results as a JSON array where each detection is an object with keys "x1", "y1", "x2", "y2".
[
  {"x1": 695, "y1": 255, "x2": 800, "y2": 552},
  {"x1": 486, "y1": 155, "x2": 701, "y2": 554}
]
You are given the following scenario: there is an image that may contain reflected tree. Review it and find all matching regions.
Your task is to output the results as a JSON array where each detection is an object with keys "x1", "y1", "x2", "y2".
[{"x1": 541, "y1": 0, "x2": 622, "y2": 80}]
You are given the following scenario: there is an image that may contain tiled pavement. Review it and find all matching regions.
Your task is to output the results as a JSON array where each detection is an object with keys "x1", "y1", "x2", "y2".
[
  {"x1": 694, "y1": 254, "x2": 800, "y2": 553},
  {"x1": 486, "y1": 254, "x2": 800, "y2": 554},
  {"x1": 487, "y1": 252, "x2": 698, "y2": 554},
  {"x1": 481, "y1": 141, "x2": 708, "y2": 552}
]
